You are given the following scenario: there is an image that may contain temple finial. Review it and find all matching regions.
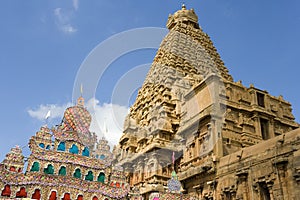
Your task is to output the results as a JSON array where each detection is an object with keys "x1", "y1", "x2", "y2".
[
  {"x1": 103, "y1": 118, "x2": 108, "y2": 135},
  {"x1": 80, "y1": 83, "x2": 83, "y2": 97},
  {"x1": 45, "y1": 110, "x2": 51, "y2": 126},
  {"x1": 172, "y1": 152, "x2": 175, "y2": 167},
  {"x1": 167, "y1": 2, "x2": 199, "y2": 30},
  {"x1": 77, "y1": 84, "x2": 85, "y2": 107}
]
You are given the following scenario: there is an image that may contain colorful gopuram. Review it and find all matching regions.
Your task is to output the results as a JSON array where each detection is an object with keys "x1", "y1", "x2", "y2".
[{"x1": 0, "y1": 96, "x2": 129, "y2": 200}]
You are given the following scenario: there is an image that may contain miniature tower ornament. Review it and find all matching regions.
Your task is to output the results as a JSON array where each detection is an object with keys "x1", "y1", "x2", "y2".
[{"x1": 167, "y1": 152, "x2": 182, "y2": 193}]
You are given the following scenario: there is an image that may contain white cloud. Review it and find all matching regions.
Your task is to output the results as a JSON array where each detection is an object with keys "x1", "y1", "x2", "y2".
[
  {"x1": 61, "y1": 24, "x2": 77, "y2": 34},
  {"x1": 27, "y1": 98, "x2": 129, "y2": 148},
  {"x1": 27, "y1": 102, "x2": 72, "y2": 121},
  {"x1": 54, "y1": 8, "x2": 64, "y2": 23},
  {"x1": 54, "y1": 7, "x2": 77, "y2": 34},
  {"x1": 72, "y1": 0, "x2": 79, "y2": 11},
  {"x1": 85, "y1": 98, "x2": 129, "y2": 147}
]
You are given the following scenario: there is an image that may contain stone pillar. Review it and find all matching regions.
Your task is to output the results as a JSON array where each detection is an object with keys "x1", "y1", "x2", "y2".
[
  {"x1": 269, "y1": 118, "x2": 275, "y2": 138},
  {"x1": 120, "y1": 148, "x2": 123, "y2": 159},
  {"x1": 236, "y1": 171, "x2": 249, "y2": 200},
  {"x1": 41, "y1": 187, "x2": 49, "y2": 200},
  {"x1": 241, "y1": 176, "x2": 249, "y2": 200},
  {"x1": 140, "y1": 162, "x2": 144, "y2": 182},
  {"x1": 249, "y1": 89, "x2": 257, "y2": 106},
  {"x1": 212, "y1": 117, "x2": 224, "y2": 158},
  {"x1": 252, "y1": 114, "x2": 260, "y2": 137},
  {"x1": 132, "y1": 164, "x2": 137, "y2": 184},
  {"x1": 252, "y1": 183, "x2": 260, "y2": 200},
  {"x1": 267, "y1": 181, "x2": 275, "y2": 200},
  {"x1": 144, "y1": 157, "x2": 149, "y2": 178},
  {"x1": 273, "y1": 158, "x2": 289, "y2": 200}
]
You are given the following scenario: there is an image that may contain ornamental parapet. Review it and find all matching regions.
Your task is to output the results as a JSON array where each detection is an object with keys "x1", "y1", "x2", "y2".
[
  {"x1": 29, "y1": 139, "x2": 110, "y2": 168},
  {"x1": 0, "y1": 165, "x2": 129, "y2": 199}
]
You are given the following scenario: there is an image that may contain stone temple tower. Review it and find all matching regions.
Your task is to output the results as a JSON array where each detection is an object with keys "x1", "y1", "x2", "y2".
[
  {"x1": 115, "y1": 4, "x2": 234, "y2": 198},
  {"x1": 115, "y1": 4, "x2": 299, "y2": 199}
]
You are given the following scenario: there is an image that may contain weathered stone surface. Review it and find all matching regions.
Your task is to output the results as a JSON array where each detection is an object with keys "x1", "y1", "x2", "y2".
[{"x1": 115, "y1": 5, "x2": 300, "y2": 199}]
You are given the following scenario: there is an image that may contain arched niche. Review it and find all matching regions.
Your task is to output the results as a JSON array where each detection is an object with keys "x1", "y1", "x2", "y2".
[
  {"x1": 82, "y1": 147, "x2": 90, "y2": 157},
  {"x1": 58, "y1": 166, "x2": 67, "y2": 176},
  {"x1": 39, "y1": 143, "x2": 45, "y2": 148},
  {"x1": 97, "y1": 172, "x2": 105, "y2": 183},
  {"x1": 44, "y1": 164, "x2": 54, "y2": 175},
  {"x1": 1, "y1": 184, "x2": 11, "y2": 197},
  {"x1": 73, "y1": 168, "x2": 82, "y2": 179},
  {"x1": 32, "y1": 188, "x2": 41, "y2": 200},
  {"x1": 62, "y1": 193, "x2": 71, "y2": 200},
  {"x1": 57, "y1": 142, "x2": 66, "y2": 151},
  {"x1": 30, "y1": 161, "x2": 40, "y2": 172},
  {"x1": 69, "y1": 144, "x2": 79, "y2": 154},
  {"x1": 48, "y1": 191, "x2": 57, "y2": 200},
  {"x1": 16, "y1": 187, "x2": 27, "y2": 198},
  {"x1": 85, "y1": 171, "x2": 94, "y2": 181}
]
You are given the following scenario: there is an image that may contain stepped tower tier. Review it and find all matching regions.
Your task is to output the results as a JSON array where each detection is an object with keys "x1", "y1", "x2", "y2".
[
  {"x1": 94, "y1": 137, "x2": 114, "y2": 165},
  {"x1": 124, "y1": 4, "x2": 233, "y2": 142},
  {"x1": 1, "y1": 146, "x2": 24, "y2": 173},
  {"x1": 165, "y1": 4, "x2": 232, "y2": 81}
]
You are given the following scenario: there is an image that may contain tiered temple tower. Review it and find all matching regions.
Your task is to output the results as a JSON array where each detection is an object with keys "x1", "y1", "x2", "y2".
[
  {"x1": 115, "y1": 5, "x2": 300, "y2": 199},
  {"x1": 0, "y1": 97, "x2": 129, "y2": 200}
]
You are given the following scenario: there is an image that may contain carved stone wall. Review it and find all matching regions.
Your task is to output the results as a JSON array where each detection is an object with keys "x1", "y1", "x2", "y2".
[
  {"x1": 114, "y1": 5, "x2": 300, "y2": 199},
  {"x1": 216, "y1": 128, "x2": 300, "y2": 200}
]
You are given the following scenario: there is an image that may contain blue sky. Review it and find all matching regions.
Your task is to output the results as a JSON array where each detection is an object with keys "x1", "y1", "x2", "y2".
[{"x1": 0, "y1": 0, "x2": 299, "y2": 161}]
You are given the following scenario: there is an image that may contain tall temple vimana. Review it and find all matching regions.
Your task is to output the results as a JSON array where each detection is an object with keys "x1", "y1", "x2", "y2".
[{"x1": 1, "y1": 4, "x2": 300, "y2": 200}]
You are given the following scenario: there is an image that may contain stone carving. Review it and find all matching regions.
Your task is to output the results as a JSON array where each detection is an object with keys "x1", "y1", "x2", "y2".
[{"x1": 115, "y1": 4, "x2": 300, "y2": 196}]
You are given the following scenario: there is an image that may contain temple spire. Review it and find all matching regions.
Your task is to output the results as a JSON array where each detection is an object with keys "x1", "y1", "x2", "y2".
[
  {"x1": 166, "y1": 4, "x2": 199, "y2": 29},
  {"x1": 103, "y1": 118, "x2": 108, "y2": 135},
  {"x1": 80, "y1": 83, "x2": 83, "y2": 97},
  {"x1": 77, "y1": 84, "x2": 85, "y2": 107},
  {"x1": 172, "y1": 152, "x2": 175, "y2": 167},
  {"x1": 45, "y1": 110, "x2": 51, "y2": 126}
]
